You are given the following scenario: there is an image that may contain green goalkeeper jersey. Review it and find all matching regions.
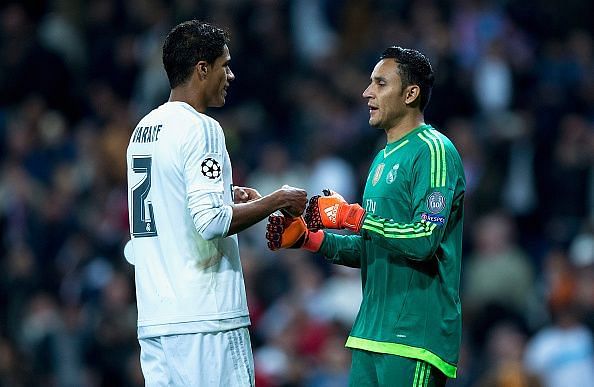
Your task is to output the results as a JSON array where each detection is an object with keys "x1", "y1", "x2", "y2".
[{"x1": 319, "y1": 124, "x2": 465, "y2": 378}]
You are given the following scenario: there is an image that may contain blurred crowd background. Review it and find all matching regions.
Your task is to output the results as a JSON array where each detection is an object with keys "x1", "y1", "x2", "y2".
[{"x1": 0, "y1": 0, "x2": 593, "y2": 386}]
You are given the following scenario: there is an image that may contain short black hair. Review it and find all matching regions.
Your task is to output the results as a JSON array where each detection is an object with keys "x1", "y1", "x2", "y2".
[
  {"x1": 162, "y1": 20, "x2": 230, "y2": 89},
  {"x1": 380, "y1": 46, "x2": 435, "y2": 112}
]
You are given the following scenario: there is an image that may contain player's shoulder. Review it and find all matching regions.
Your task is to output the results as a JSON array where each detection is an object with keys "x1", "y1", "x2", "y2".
[
  {"x1": 157, "y1": 102, "x2": 224, "y2": 140},
  {"x1": 158, "y1": 102, "x2": 220, "y2": 127},
  {"x1": 412, "y1": 125, "x2": 458, "y2": 155}
]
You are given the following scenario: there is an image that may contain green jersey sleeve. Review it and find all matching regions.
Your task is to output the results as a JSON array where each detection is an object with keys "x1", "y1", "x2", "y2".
[
  {"x1": 319, "y1": 232, "x2": 364, "y2": 268},
  {"x1": 360, "y1": 136, "x2": 463, "y2": 261}
]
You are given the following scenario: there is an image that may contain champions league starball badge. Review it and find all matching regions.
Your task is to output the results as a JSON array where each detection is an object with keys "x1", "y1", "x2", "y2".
[{"x1": 201, "y1": 157, "x2": 221, "y2": 179}]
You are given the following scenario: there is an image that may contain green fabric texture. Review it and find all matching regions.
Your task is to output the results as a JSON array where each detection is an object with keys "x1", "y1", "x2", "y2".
[{"x1": 320, "y1": 124, "x2": 466, "y2": 379}]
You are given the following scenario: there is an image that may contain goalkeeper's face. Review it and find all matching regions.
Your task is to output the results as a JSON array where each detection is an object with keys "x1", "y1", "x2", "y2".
[
  {"x1": 362, "y1": 59, "x2": 406, "y2": 130},
  {"x1": 204, "y1": 45, "x2": 235, "y2": 108}
]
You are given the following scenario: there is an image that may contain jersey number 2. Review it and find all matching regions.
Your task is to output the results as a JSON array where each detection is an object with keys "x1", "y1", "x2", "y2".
[{"x1": 131, "y1": 156, "x2": 158, "y2": 237}]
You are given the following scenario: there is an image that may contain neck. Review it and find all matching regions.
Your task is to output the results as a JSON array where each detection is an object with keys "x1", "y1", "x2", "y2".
[
  {"x1": 169, "y1": 84, "x2": 206, "y2": 113},
  {"x1": 385, "y1": 113, "x2": 425, "y2": 143}
]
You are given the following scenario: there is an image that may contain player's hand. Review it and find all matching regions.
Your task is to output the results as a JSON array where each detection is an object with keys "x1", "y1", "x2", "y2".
[
  {"x1": 304, "y1": 189, "x2": 366, "y2": 232},
  {"x1": 266, "y1": 215, "x2": 324, "y2": 252},
  {"x1": 276, "y1": 185, "x2": 307, "y2": 217},
  {"x1": 233, "y1": 186, "x2": 261, "y2": 204}
]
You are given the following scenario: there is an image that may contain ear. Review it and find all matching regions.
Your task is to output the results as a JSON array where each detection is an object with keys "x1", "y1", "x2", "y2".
[
  {"x1": 196, "y1": 61, "x2": 209, "y2": 80},
  {"x1": 404, "y1": 85, "x2": 420, "y2": 106}
]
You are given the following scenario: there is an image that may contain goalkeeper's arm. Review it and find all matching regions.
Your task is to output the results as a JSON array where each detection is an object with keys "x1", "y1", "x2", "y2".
[{"x1": 305, "y1": 189, "x2": 453, "y2": 262}]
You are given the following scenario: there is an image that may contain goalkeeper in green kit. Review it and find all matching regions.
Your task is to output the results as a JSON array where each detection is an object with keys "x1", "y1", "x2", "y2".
[{"x1": 266, "y1": 46, "x2": 465, "y2": 386}]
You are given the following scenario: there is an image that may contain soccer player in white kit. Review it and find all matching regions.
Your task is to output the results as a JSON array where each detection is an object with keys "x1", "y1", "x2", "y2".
[{"x1": 126, "y1": 20, "x2": 307, "y2": 386}]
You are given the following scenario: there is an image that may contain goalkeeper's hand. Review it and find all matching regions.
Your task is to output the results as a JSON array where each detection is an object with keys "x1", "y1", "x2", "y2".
[
  {"x1": 266, "y1": 214, "x2": 324, "y2": 252},
  {"x1": 304, "y1": 189, "x2": 366, "y2": 232}
]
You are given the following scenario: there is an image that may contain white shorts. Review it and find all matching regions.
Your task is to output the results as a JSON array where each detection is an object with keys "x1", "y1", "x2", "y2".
[{"x1": 139, "y1": 327, "x2": 254, "y2": 386}]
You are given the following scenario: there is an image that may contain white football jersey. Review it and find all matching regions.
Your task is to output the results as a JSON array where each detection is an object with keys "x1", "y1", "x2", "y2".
[{"x1": 126, "y1": 101, "x2": 249, "y2": 338}]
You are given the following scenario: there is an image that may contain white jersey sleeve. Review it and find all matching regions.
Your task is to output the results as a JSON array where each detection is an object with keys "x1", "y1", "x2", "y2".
[
  {"x1": 181, "y1": 113, "x2": 232, "y2": 240},
  {"x1": 126, "y1": 101, "x2": 249, "y2": 338}
]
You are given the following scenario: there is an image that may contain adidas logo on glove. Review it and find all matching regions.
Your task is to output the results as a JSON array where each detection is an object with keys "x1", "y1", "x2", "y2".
[
  {"x1": 305, "y1": 190, "x2": 365, "y2": 232},
  {"x1": 324, "y1": 204, "x2": 339, "y2": 224}
]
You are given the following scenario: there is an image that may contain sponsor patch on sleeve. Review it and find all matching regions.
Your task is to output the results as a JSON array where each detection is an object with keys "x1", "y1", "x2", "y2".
[
  {"x1": 426, "y1": 191, "x2": 446, "y2": 213},
  {"x1": 421, "y1": 212, "x2": 446, "y2": 226}
]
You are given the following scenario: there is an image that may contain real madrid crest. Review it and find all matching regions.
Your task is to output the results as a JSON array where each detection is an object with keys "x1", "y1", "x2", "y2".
[
  {"x1": 386, "y1": 163, "x2": 400, "y2": 184},
  {"x1": 372, "y1": 163, "x2": 385, "y2": 186}
]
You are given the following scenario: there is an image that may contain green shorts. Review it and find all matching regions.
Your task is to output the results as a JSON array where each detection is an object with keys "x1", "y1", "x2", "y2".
[{"x1": 349, "y1": 349, "x2": 447, "y2": 387}]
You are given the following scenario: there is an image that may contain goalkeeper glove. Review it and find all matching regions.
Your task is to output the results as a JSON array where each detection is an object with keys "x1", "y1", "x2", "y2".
[
  {"x1": 304, "y1": 189, "x2": 366, "y2": 232},
  {"x1": 266, "y1": 215, "x2": 324, "y2": 252}
]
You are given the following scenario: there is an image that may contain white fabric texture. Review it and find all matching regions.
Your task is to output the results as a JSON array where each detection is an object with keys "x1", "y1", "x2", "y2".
[
  {"x1": 140, "y1": 328, "x2": 254, "y2": 386},
  {"x1": 127, "y1": 101, "x2": 249, "y2": 337}
]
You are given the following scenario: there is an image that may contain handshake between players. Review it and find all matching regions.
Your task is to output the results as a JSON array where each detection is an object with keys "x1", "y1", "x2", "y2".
[{"x1": 266, "y1": 189, "x2": 366, "y2": 252}]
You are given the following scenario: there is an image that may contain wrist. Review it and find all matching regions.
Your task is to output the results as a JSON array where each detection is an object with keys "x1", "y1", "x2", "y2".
[
  {"x1": 303, "y1": 230, "x2": 324, "y2": 252},
  {"x1": 343, "y1": 204, "x2": 366, "y2": 232},
  {"x1": 266, "y1": 190, "x2": 284, "y2": 212}
]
